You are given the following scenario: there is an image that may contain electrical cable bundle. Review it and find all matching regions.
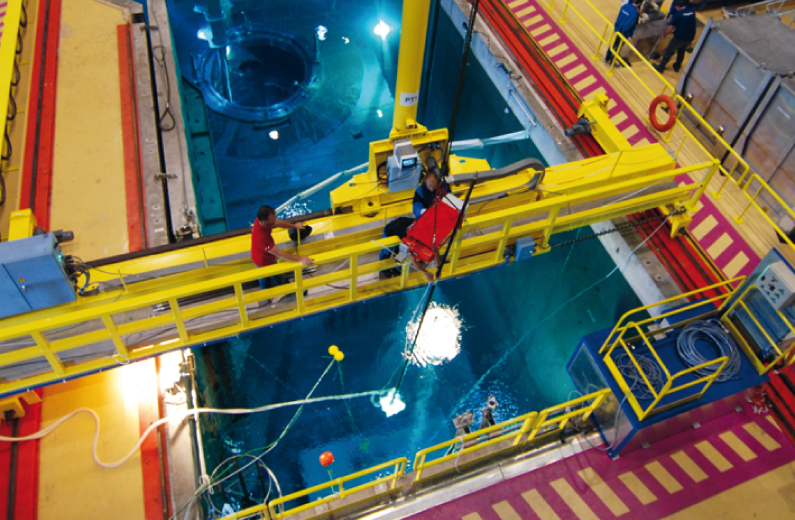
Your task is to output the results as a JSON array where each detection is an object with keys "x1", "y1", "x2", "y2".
[
  {"x1": 676, "y1": 319, "x2": 741, "y2": 382},
  {"x1": 614, "y1": 352, "x2": 665, "y2": 400}
]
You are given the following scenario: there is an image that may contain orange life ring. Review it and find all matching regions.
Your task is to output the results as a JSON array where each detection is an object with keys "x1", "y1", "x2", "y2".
[{"x1": 649, "y1": 95, "x2": 676, "y2": 132}]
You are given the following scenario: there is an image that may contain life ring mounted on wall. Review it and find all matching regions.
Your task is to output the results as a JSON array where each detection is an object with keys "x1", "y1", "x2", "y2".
[{"x1": 649, "y1": 95, "x2": 677, "y2": 132}]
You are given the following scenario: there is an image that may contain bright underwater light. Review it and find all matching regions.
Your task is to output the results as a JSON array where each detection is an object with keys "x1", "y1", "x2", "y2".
[
  {"x1": 269, "y1": 130, "x2": 279, "y2": 140},
  {"x1": 378, "y1": 388, "x2": 406, "y2": 417},
  {"x1": 315, "y1": 25, "x2": 328, "y2": 41},
  {"x1": 405, "y1": 302, "x2": 463, "y2": 367},
  {"x1": 197, "y1": 27, "x2": 212, "y2": 42},
  {"x1": 374, "y1": 20, "x2": 390, "y2": 40}
]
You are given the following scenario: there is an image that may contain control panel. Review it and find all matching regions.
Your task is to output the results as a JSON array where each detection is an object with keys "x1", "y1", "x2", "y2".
[
  {"x1": 387, "y1": 141, "x2": 422, "y2": 193},
  {"x1": 0, "y1": 234, "x2": 76, "y2": 319},
  {"x1": 754, "y1": 261, "x2": 795, "y2": 310}
]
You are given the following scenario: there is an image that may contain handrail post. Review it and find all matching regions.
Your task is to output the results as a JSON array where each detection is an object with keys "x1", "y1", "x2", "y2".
[
  {"x1": 349, "y1": 254, "x2": 359, "y2": 302},
  {"x1": 538, "y1": 206, "x2": 561, "y2": 251},
  {"x1": 169, "y1": 298, "x2": 189, "y2": 344},
  {"x1": 736, "y1": 184, "x2": 762, "y2": 224},
  {"x1": 594, "y1": 23, "x2": 611, "y2": 60},
  {"x1": 233, "y1": 283, "x2": 250, "y2": 328},
  {"x1": 560, "y1": 0, "x2": 570, "y2": 22},
  {"x1": 295, "y1": 266, "x2": 305, "y2": 313}
]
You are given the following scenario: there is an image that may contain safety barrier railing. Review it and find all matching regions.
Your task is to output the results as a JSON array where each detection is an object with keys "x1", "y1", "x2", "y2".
[
  {"x1": 264, "y1": 458, "x2": 407, "y2": 520},
  {"x1": 598, "y1": 278, "x2": 743, "y2": 420},
  {"x1": 540, "y1": 0, "x2": 795, "y2": 251},
  {"x1": 599, "y1": 277, "x2": 745, "y2": 355},
  {"x1": 603, "y1": 321, "x2": 728, "y2": 421},
  {"x1": 0, "y1": 0, "x2": 27, "y2": 206},
  {"x1": 0, "y1": 154, "x2": 709, "y2": 396},
  {"x1": 413, "y1": 388, "x2": 609, "y2": 481},
  {"x1": 720, "y1": 284, "x2": 795, "y2": 374},
  {"x1": 218, "y1": 389, "x2": 611, "y2": 520}
]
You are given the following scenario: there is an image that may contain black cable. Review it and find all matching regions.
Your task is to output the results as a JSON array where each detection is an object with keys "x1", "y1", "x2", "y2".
[
  {"x1": 19, "y1": 3, "x2": 28, "y2": 28},
  {"x1": 443, "y1": 0, "x2": 481, "y2": 173},
  {"x1": 548, "y1": 209, "x2": 686, "y2": 248},
  {"x1": 7, "y1": 94, "x2": 17, "y2": 121},
  {"x1": 2, "y1": 129, "x2": 11, "y2": 161}
]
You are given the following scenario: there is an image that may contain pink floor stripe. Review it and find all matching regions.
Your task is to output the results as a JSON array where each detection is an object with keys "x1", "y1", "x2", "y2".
[
  {"x1": 410, "y1": 405, "x2": 795, "y2": 520},
  {"x1": 504, "y1": 0, "x2": 762, "y2": 279}
]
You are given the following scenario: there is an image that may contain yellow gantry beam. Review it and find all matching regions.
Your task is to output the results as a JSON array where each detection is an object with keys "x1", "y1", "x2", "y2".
[{"x1": 0, "y1": 103, "x2": 718, "y2": 396}]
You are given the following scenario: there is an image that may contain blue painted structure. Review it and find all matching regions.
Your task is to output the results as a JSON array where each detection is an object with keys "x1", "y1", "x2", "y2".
[{"x1": 0, "y1": 234, "x2": 75, "y2": 318}]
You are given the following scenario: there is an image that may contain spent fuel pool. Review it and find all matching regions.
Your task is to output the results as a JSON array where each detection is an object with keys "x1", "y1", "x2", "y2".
[{"x1": 193, "y1": 228, "x2": 643, "y2": 511}]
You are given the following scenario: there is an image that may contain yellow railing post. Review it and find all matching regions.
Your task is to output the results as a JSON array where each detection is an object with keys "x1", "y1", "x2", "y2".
[
  {"x1": 31, "y1": 331, "x2": 66, "y2": 377},
  {"x1": 169, "y1": 298, "x2": 189, "y2": 344},
  {"x1": 295, "y1": 266, "x2": 305, "y2": 313},
  {"x1": 594, "y1": 23, "x2": 611, "y2": 60},
  {"x1": 494, "y1": 216, "x2": 515, "y2": 263},
  {"x1": 101, "y1": 315, "x2": 131, "y2": 360},
  {"x1": 448, "y1": 231, "x2": 465, "y2": 275},
  {"x1": 538, "y1": 206, "x2": 560, "y2": 252},
  {"x1": 735, "y1": 187, "x2": 762, "y2": 224},
  {"x1": 233, "y1": 283, "x2": 250, "y2": 328},
  {"x1": 349, "y1": 254, "x2": 359, "y2": 301},
  {"x1": 560, "y1": 0, "x2": 570, "y2": 23}
]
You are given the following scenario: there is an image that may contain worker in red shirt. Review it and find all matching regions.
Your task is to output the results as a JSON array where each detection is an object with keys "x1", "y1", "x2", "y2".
[{"x1": 251, "y1": 205, "x2": 313, "y2": 290}]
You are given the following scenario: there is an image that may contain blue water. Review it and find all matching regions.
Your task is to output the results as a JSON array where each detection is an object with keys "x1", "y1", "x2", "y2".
[
  {"x1": 168, "y1": 0, "x2": 541, "y2": 227},
  {"x1": 171, "y1": 0, "x2": 643, "y2": 513},
  {"x1": 193, "y1": 229, "x2": 644, "y2": 509}
]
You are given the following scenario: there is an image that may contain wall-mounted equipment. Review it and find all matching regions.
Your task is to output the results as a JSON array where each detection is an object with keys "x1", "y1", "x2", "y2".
[
  {"x1": 387, "y1": 141, "x2": 422, "y2": 192},
  {"x1": 0, "y1": 234, "x2": 76, "y2": 319},
  {"x1": 722, "y1": 254, "x2": 795, "y2": 373}
]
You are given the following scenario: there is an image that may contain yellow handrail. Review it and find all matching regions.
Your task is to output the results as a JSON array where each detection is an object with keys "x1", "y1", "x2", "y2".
[
  {"x1": 412, "y1": 410, "x2": 538, "y2": 481},
  {"x1": 217, "y1": 388, "x2": 612, "y2": 520},
  {"x1": 603, "y1": 321, "x2": 729, "y2": 421},
  {"x1": 0, "y1": 155, "x2": 710, "y2": 396},
  {"x1": 540, "y1": 0, "x2": 795, "y2": 256},
  {"x1": 599, "y1": 276, "x2": 745, "y2": 354},
  {"x1": 266, "y1": 458, "x2": 406, "y2": 520}
]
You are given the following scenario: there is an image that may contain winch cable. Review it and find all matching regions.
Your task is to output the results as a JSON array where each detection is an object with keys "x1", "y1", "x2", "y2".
[
  {"x1": 392, "y1": 178, "x2": 478, "y2": 399},
  {"x1": 391, "y1": 0, "x2": 480, "y2": 399},
  {"x1": 442, "y1": 0, "x2": 481, "y2": 171}
]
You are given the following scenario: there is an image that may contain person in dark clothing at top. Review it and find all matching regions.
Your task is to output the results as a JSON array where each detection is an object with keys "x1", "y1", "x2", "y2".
[
  {"x1": 606, "y1": 0, "x2": 643, "y2": 67},
  {"x1": 412, "y1": 170, "x2": 450, "y2": 219},
  {"x1": 251, "y1": 205, "x2": 313, "y2": 290},
  {"x1": 653, "y1": 0, "x2": 696, "y2": 73}
]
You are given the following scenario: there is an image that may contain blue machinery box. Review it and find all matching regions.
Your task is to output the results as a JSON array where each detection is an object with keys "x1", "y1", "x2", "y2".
[{"x1": 0, "y1": 234, "x2": 75, "y2": 319}]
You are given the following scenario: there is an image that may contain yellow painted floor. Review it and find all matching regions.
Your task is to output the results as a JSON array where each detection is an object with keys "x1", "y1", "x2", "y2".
[{"x1": 35, "y1": 0, "x2": 144, "y2": 518}]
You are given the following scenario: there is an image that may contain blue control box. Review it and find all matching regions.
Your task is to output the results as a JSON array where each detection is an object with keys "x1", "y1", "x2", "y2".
[
  {"x1": 515, "y1": 236, "x2": 537, "y2": 261},
  {"x1": 0, "y1": 234, "x2": 75, "y2": 319}
]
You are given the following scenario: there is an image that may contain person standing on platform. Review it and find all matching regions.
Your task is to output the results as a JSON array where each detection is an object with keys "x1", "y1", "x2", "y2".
[
  {"x1": 653, "y1": 0, "x2": 696, "y2": 73},
  {"x1": 251, "y1": 205, "x2": 313, "y2": 290},
  {"x1": 606, "y1": 0, "x2": 643, "y2": 67}
]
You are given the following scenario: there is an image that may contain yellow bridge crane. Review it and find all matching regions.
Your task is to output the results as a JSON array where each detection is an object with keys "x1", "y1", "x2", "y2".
[{"x1": 0, "y1": 0, "x2": 718, "y2": 397}]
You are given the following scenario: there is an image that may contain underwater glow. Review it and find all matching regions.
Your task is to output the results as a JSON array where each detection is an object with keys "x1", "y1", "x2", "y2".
[
  {"x1": 405, "y1": 303, "x2": 463, "y2": 367},
  {"x1": 269, "y1": 130, "x2": 279, "y2": 140},
  {"x1": 342, "y1": 36, "x2": 350, "y2": 44},
  {"x1": 377, "y1": 109, "x2": 383, "y2": 118},
  {"x1": 378, "y1": 389, "x2": 406, "y2": 417},
  {"x1": 197, "y1": 27, "x2": 212, "y2": 42},
  {"x1": 374, "y1": 20, "x2": 390, "y2": 40},
  {"x1": 315, "y1": 25, "x2": 328, "y2": 41}
]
